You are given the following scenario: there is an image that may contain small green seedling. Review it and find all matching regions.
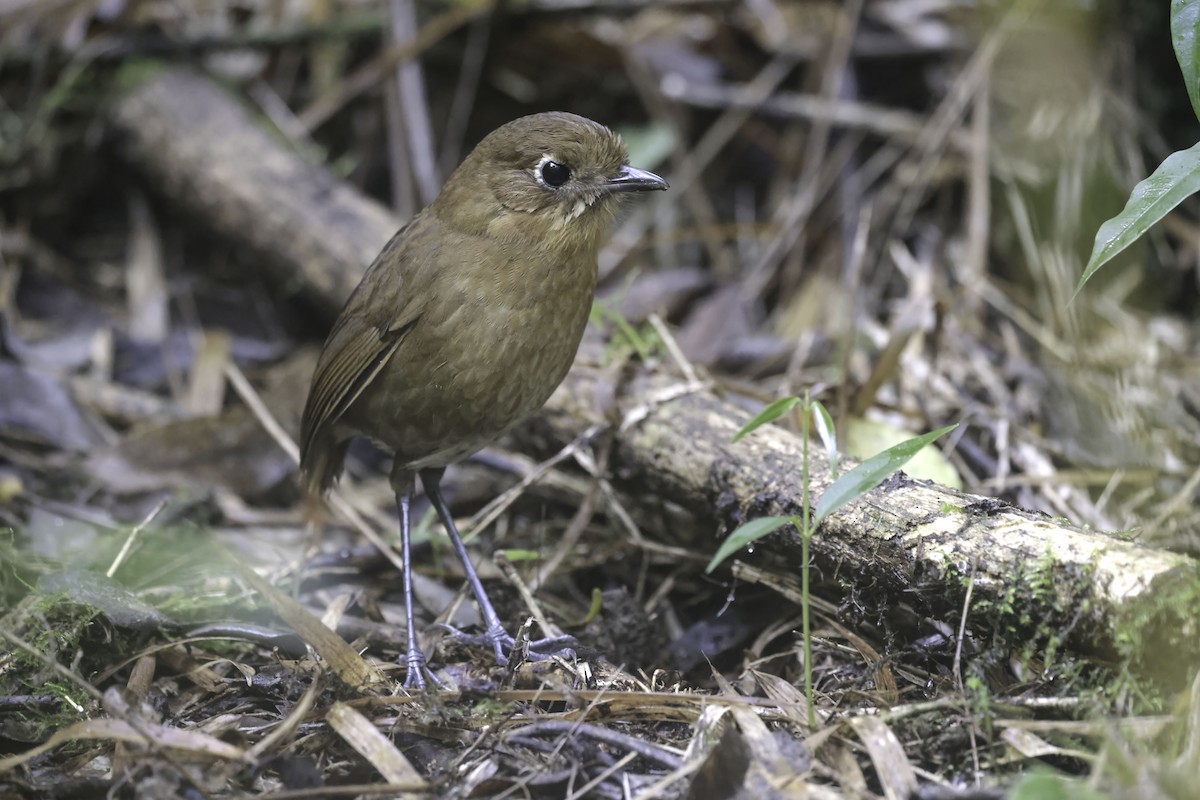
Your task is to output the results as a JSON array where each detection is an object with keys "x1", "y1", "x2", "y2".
[{"x1": 713, "y1": 392, "x2": 957, "y2": 726}]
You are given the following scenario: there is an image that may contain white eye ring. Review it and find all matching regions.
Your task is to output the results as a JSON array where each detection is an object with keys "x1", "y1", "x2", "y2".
[{"x1": 535, "y1": 154, "x2": 571, "y2": 188}]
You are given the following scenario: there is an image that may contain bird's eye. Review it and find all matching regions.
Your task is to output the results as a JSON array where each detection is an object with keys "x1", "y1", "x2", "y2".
[{"x1": 540, "y1": 160, "x2": 571, "y2": 188}]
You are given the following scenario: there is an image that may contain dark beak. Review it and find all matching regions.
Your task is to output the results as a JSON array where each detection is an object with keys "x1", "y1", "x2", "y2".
[{"x1": 605, "y1": 164, "x2": 669, "y2": 193}]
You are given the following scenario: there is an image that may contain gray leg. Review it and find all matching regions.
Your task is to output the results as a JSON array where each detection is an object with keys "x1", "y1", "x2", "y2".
[
  {"x1": 391, "y1": 467, "x2": 441, "y2": 689},
  {"x1": 419, "y1": 467, "x2": 576, "y2": 667}
]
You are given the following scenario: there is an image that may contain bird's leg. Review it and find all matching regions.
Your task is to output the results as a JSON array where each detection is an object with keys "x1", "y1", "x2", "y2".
[
  {"x1": 392, "y1": 467, "x2": 442, "y2": 690},
  {"x1": 419, "y1": 467, "x2": 576, "y2": 666}
]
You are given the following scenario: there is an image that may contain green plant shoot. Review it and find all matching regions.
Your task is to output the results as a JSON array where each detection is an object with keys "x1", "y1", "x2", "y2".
[{"x1": 708, "y1": 418, "x2": 957, "y2": 573}]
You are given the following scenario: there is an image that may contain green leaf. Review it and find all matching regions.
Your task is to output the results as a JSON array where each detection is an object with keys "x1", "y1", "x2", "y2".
[
  {"x1": 811, "y1": 400, "x2": 839, "y2": 478},
  {"x1": 733, "y1": 396, "x2": 802, "y2": 442},
  {"x1": 1173, "y1": 0, "x2": 1200, "y2": 122},
  {"x1": 579, "y1": 587, "x2": 603, "y2": 625},
  {"x1": 498, "y1": 549, "x2": 542, "y2": 562},
  {"x1": 1009, "y1": 772, "x2": 1105, "y2": 800},
  {"x1": 1076, "y1": 141, "x2": 1200, "y2": 295},
  {"x1": 590, "y1": 301, "x2": 659, "y2": 361},
  {"x1": 813, "y1": 424, "x2": 957, "y2": 527},
  {"x1": 705, "y1": 515, "x2": 794, "y2": 573},
  {"x1": 844, "y1": 416, "x2": 962, "y2": 489}
]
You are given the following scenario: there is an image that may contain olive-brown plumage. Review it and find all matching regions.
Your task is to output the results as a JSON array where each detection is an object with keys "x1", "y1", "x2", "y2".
[{"x1": 299, "y1": 112, "x2": 667, "y2": 688}]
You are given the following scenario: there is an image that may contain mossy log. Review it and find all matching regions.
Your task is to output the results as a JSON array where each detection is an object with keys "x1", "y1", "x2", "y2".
[{"x1": 535, "y1": 360, "x2": 1200, "y2": 685}]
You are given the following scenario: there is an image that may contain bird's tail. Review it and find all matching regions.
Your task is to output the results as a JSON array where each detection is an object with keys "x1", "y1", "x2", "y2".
[{"x1": 298, "y1": 432, "x2": 349, "y2": 499}]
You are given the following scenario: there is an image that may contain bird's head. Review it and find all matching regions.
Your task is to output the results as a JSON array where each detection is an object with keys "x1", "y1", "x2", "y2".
[{"x1": 433, "y1": 112, "x2": 668, "y2": 252}]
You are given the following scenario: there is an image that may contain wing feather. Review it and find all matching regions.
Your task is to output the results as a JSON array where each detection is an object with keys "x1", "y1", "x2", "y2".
[{"x1": 298, "y1": 216, "x2": 434, "y2": 492}]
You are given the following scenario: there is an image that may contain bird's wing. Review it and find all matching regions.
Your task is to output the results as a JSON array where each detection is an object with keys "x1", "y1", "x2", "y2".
[{"x1": 298, "y1": 217, "x2": 433, "y2": 490}]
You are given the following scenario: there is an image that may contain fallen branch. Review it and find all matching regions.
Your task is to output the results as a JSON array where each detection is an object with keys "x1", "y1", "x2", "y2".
[{"x1": 107, "y1": 67, "x2": 395, "y2": 316}]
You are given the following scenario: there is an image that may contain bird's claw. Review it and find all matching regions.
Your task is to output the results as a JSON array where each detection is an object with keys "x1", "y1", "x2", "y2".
[{"x1": 402, "y1": 649, "x2": 446, "y2": 691}]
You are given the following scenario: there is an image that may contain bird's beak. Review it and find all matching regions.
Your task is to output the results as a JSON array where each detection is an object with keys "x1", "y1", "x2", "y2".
[{"x1": 605, "y1": 164, "x2": 669, "y2": 193}]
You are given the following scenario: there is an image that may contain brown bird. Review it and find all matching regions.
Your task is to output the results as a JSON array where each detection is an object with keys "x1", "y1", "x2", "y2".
[{"x1": 299, "y1": 112, "x2": 667, "y2": 687}]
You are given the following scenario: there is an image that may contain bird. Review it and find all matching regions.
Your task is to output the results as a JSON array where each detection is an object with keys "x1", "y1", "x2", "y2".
[{"x1": 299, "y1": 112, "x2": 668, "y2": 688}]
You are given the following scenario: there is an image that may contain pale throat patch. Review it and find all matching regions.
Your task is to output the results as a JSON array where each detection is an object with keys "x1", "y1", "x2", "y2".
[{"x1": 561, "y1": 196, "x2": 594, "y2": 226}]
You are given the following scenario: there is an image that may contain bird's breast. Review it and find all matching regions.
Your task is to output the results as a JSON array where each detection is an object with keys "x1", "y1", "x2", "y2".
[{"x1": 343, "y1": 240, "x2": 598, "y2": 469}]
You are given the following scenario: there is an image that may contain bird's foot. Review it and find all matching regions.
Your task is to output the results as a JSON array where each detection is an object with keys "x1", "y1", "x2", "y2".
[
  {"x1": 436, "y1": 619, "x2": 577, "y2": 667},
  {"x1": 402, "y1": 646, "x2": 445, "y2": 691}
]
